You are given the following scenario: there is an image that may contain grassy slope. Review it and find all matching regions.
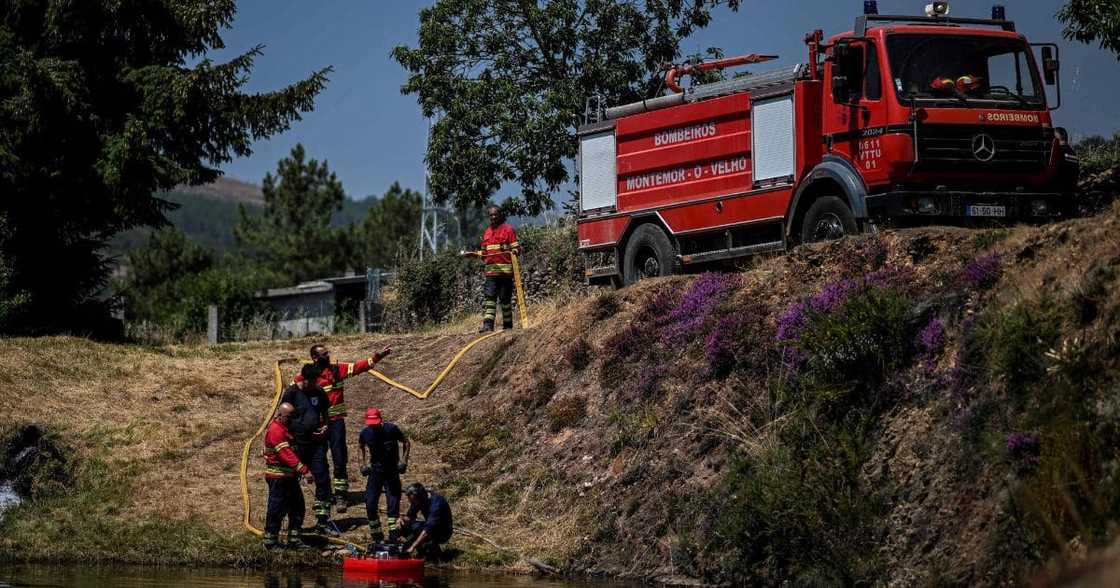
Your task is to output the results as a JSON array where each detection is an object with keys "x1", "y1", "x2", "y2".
[{"x1": 5, "y1": 206, "x2": 1120, "y2": 583}]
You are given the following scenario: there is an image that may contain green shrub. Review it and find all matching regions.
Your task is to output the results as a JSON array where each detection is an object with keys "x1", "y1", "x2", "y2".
[
  {"x1": 591, "y1": 292, "x2": 620, "y2": 321},
  {"x1": 1076, "y1": 133, "x2": 1120, "y2": 177},
  {"x1": 384, "y1": 249, "x2": 478, "y2": 331},
  {"x1": 978, "y1": 300, "x2": 1062, "y2": 393},
  {"x1": 564, "y1": 336, "x2": 592, "y2": 371},
  {"x1": 685, "y1": 424, "x2": 886, "y2": 585},
  {"x1": 547, "y1": 396, "x2": 587, "y2": 432},
  {"x1": 796, "y1": 287, "x2": 915, "y2": 407}
]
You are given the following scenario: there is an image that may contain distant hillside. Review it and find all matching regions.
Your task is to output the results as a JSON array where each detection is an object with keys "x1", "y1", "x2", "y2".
[{"x1": 108, "y1": 177, "x2": 379, "y2": 257}]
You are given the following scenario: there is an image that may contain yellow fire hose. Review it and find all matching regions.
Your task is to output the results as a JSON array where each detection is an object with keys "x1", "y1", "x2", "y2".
[
  {"x1": 511, "y1": 252, "x2": 529, "y2": 329},
  {"x1": 367, "y1": 251, "x2": 528, "y2": 398},
  {"x1": 240, "y1": 253, "x2": 530, "y2": 550}
]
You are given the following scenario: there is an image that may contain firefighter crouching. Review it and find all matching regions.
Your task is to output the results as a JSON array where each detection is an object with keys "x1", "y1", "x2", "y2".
[
  {"x1": 282, "y1": 363, "x2": 333, "y2": 534},
  {"x1": 262, "y1": 402, "x2": 310, "y2": 549},
  {"x1": 359, "y1": 407, "x2": 411, "y2": 543},
  {"x1": 461, "y1": 205, "x2": 521, "y2": 332},
  {"x1": 294, "y1": 343, "x2": 391, "y2": 514},
  {"x1": 399, "y1": 482, "x2": 453, "y2": 561}
]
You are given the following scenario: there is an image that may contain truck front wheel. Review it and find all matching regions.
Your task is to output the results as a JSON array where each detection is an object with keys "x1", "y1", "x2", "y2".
[
  {"x1": 800, "y1": 196, "x2": 858, "y2": 244},
  {"x1": 623, "y1": 223, "x2": 675, "y2": 286}
]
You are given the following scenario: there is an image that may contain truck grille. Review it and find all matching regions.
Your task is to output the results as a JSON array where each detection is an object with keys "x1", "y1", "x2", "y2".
[{"x1": 916, "y1": 124, "x2": 1052, "y2": 173}]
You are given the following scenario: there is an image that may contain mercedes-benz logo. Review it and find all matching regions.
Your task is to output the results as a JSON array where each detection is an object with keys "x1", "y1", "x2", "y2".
[{"x1": 972, "y1": 133, "x2": 996, "y2": 162}]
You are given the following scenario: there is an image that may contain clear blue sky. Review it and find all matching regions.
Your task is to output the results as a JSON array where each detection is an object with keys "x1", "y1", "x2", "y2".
[{"x1": 212, "y1": 0, "x2": 1120, "y2": 200}]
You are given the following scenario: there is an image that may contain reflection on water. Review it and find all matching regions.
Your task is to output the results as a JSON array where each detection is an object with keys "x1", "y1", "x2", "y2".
[
  {"x1": 0, "y1": 564, "x2": 632, "y2": 588},
  {"x1": 0, "y1": 482, "x2": 20, "y2": 520}
]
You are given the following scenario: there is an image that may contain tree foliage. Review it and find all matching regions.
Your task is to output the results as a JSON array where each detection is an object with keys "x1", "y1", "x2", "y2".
[
  {"x1": 235, "y1": 144, "x2": 351, "y2": 283},
  {"x1": 117, "y1": 227, "x2": 274, "y2": 337},
  {"x1": 0, "y1": 0, "x2": 329, "y2": 336},
  {"x1": 1058, "y1": 0, "x2": 1120, "y2": 58},
  {"x1": 354, "y1": 182, "x2": 422, "y2": 269},
  {"x1": 392, "y1": 0, "x2": 740, "y2": 215}
]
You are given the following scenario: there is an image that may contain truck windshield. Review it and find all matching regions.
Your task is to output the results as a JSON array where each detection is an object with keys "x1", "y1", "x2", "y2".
[{"x1": 887, "y1": 34, "x2": 1043, "y2": 108}]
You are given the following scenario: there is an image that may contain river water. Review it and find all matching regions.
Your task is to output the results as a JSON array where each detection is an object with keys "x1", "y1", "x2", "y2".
[{"x1": 0, "y1": 564, "x2": 635, "y2": 587}]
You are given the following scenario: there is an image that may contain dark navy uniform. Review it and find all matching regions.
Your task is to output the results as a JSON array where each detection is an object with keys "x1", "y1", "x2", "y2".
[{"x1": 359, "y1": 422, "x2": 406, "y2": 539}]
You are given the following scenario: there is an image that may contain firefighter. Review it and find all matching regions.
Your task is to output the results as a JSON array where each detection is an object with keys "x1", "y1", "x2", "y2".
[
  {"x1": 399, "y1": 482, "x2": 453, "y2": 561},
  {"x1": 281, "y1": 363, "x2": 333, "y2": 535},
  {"x1": 357, "y1": 407, "x2": 411, "y2": 543},
  {"x1": 461, "y1": 205, "x2": 521, "y2": 332},
  {"x1": 262, "y1": 402, "x2": 310, "y2": 550},
  {"x1": 294, "y1": 343, "x2": 392, "y2": 513}
]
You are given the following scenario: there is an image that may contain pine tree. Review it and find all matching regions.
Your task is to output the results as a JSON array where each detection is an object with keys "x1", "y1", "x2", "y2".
[
  {"x1": 0, "y1": 0, "x2": 330, "y2": 336},
  {"x1": 235, "y1": 144, "x2": 351, "y2": 283}
]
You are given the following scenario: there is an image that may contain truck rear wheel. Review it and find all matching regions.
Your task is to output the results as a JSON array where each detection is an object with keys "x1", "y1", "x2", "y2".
[
  {"x1": 800, "y1": 196, "x2": 858, "y2": 244},
  {"x1": 623, "y1": 223, "x2": 675, "y2": 286}
]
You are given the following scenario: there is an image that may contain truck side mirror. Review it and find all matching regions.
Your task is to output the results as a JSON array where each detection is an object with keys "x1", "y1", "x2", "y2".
[{"x1": 1041, "y1": 46, "x2": 1058, "y2": 86}]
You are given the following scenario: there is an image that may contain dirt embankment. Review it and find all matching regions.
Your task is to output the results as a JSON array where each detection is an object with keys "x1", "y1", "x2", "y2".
[{"x1": 4, "y1": 205, "x2": 1120, "y2": 584}]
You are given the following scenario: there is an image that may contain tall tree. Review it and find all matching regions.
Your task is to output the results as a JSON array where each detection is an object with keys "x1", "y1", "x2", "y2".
[
  {"x1": 355, "y1": 182, "x2": 422, "y2": 269},
  {"x1": 392, "y1": 0, "x2": 740, "y2": 215},
  {"x1": 1058, "y1": 0, "x2": 1120, "y2": 58},
  {"x1": 0, "y1": 0, "x2": 329, "y2": 336},
  {"x1": 235, "y1": 144, "x2": 351, "y2": 282}
]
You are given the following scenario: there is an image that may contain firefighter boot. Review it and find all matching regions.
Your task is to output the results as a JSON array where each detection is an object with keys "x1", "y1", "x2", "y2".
[
  {"x1": 262, "y1": 532, "x2": 281, "y2": 550},
  {"x1": 369, "y1": 520, "x2": 384, "y2": 544},
  {"x1": 478, "y1": 319, "x2": 494, "y2": 333},
  {"x1": 286, "y1": 528, "x2": 309, "y2": 550},
  {"x1": 387, "y1": 517, "x2": 400, "y2": 543},
  {"x1": 314, "y1": 516, "x2": 341, "y2": 538},
  {"x1": 333, "y1": 479, "x2": 349, "y2": 514}
]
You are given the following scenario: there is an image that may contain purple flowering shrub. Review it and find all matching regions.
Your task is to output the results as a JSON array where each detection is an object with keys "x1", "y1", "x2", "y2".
[
  {"x1": 661, "y1": 273, "x2": 741, "y2": 347},
  {"x1": 1006, "y1": 432, "x2": 1041, "y2": 471},
  {"x1": 917, "y1": 317, "x2": 946, "y2": 357},
  {"x1": 704, "y1": 302, "x2": 771, "y2": 379},
  {"x1": 963, "y1": 253, "x2": 1002, "y2": 290},
  {"x1": 775, "y1": 266, "x2": 915, "y2": 381}
]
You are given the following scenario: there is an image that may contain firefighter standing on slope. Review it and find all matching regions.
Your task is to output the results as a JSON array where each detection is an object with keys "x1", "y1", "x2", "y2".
[
  {"x1": 358, "y1": 407, "x2": 410, "y2": 544},
  {"x1": 461, "y1": 205, "x2": 521, "y2": 332},
  {"x1": 261, "y1": 402, "x2": 310, "y2": 549},
  {"x1": 293, "y1": 343, "x2": 391, "y2": 515}
]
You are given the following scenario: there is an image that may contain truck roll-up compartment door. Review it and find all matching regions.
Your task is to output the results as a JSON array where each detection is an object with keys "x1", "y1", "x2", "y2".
[
  {"x1": 579, "y1": 128, "x2": 617, "y2": 213},
  {"x1": 751, "y1": 94, "x2": 795, "y2": 185}
]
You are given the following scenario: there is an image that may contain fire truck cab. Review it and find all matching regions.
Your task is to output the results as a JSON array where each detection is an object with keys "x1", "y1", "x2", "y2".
[{"x1": 576, "y1": 2, "x2": 1077, "y2": 286}]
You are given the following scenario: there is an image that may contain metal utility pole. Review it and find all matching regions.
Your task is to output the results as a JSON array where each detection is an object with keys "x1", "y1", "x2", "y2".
[{"x1": 418, "y1": 117, "x2": 456, "y2": 259}]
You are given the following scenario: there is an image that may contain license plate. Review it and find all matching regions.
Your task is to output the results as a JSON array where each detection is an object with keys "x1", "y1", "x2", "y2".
[{"x1": 966, "y1": 205, "x2": 1006, "y2": 217}]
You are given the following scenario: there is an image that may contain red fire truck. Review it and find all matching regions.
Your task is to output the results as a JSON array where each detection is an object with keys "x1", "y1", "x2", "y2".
[{"x1": 576, "y1": 2, "x2": 1078, "y2": 286}]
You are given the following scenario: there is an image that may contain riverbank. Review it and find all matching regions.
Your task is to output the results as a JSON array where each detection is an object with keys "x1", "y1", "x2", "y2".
[{"x1": 5, "y1": 206, "x2": 1120, "y2": 584}]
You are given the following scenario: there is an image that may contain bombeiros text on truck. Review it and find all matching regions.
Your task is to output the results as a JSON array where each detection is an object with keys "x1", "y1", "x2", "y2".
[{"x1": 576, "y1": 1, "x2": 1079, "y2": 286}]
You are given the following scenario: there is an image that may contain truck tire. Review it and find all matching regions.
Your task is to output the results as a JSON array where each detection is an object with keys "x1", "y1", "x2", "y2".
[
  {"x1": 800, "y1": 196, "x2": 858, "y2": 244},
  {"x1": 623, "y1": 223, "x2": 675, "y2": 286}
]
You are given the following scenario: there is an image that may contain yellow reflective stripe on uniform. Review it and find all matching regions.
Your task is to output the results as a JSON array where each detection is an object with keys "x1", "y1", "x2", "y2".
[
  {"x1": 328, "y1": 403, "x2": 347, "y2": 416},
  {"x1": 486, "y1": 263, "x2": 513, "y2": 271},
  {"x1": 346, "y1": 364, "x2": 354, "y2": 376},
  {"x1": 509, "y1": 241, "x2": 519, "y2": 247},
  {"x1": 485, "y1": 244, "x2": 504, "y2": 250},
  {"x1": 274, "y1": 442, "x2": 290, "y2": 451}
]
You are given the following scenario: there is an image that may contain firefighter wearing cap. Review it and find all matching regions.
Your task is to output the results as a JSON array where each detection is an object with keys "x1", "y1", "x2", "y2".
[
  {"x1": 400, "y1": 482, "x2": 453, "y2": 560},
  {"x1": 262, "y1": 402, "x2": 310, "y2": 549},
  {"x1": 461, "y1": 205, "x2": 521, "y2": 332},
  {"x1": 358, "y1": 407, "x2": 411, "y2": 543},
  {"x1": 294, "y1": 343, "x2": 392, "y2": 513},
  {"x1": 281, "y1": 363, "x2": 332, "y2": 533}
]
